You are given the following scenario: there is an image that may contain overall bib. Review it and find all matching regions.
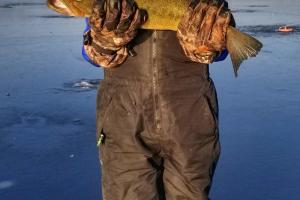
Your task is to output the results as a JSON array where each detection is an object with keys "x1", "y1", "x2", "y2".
[{"x1": 96, "y1": 29, "x2": 220, "y2": 200}]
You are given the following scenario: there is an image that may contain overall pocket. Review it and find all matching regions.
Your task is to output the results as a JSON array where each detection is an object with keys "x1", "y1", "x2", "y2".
[
  {"x1": 202, "y1": 94, "x2": 218, "y2": 131},
  {"x1": 201, "y1": 77, "x2": 219, "y2": 132},
  {"x1": 96, "y1": 83, "x2": 115, "y2": 147}
]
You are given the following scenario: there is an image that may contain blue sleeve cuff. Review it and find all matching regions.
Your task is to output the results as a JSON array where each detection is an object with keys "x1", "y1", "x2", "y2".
[
  {"x1": 82, "y1": 18, "x2": 101, "y2": 68},
  {"x1": 214, "y1": 49, "x2": 228, "y2": 62}
]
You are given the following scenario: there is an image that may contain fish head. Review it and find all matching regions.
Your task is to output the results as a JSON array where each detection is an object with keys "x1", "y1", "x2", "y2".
[{"x1": 47, "y1": 0, "x2": 93, "y2": 17}]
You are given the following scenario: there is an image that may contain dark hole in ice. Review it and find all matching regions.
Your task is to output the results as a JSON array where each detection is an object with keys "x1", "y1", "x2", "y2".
[
  {"x1": 0, "y1": 107, "x2": 22, "y2": 129},
  {"x1": 38, "y1": 15, "x2": 74, "y2": 19},
  {"x1": 262, "y1": 50, "x2": 272, "y2": 54},
  {"x1": 0, "y1": 109, "x2": 77, "y2": 129},
  {"x1": 248, "y1": 5, "x2": 270, "y2": 8},
  {"x1": 0, "y1": 2, "x2": 45, "y2": 8},
  {"x1": 0, "y1": 5, "x2": 12, "y2": 8},
  {"x1": 232, "y1": 9, "x2": 259, "y2": 13}
]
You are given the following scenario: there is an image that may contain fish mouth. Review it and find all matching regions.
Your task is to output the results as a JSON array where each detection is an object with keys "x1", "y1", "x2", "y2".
[{"x1": 47, "y1": 0, "x2": 75, "y2": 16}]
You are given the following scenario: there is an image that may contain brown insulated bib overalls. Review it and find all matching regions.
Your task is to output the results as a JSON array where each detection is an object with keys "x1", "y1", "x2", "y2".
[{"x1": 96, "y1": 29, "x2": 220, "y2": 200}]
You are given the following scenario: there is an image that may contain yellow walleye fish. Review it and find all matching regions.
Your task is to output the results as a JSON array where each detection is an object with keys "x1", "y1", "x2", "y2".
[{"x1": 47, "y1": 0, "x2": 263, "y2": 77}]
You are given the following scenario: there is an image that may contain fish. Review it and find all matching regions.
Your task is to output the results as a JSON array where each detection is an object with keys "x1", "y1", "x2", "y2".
[{"x1": 47, "y1": 0, "x2": 263, "y2": 77}]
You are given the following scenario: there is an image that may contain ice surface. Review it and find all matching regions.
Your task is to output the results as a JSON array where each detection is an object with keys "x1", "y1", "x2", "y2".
[{"x1": 0, "y1": 0, "x2": 300, "y2": 200}]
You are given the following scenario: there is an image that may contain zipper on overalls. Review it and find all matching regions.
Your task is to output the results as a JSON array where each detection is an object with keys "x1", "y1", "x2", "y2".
[{"x1": 152, "y1": 30, "x2": 161, "y2": 130}]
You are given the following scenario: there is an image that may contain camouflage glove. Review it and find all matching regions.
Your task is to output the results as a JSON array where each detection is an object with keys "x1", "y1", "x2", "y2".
[
  {"x1": 84, "y1": 0, "x2": 147, "y2": 68},
  {"x1": 177, "y1": 0, "x2": 235, "y2": 64}
]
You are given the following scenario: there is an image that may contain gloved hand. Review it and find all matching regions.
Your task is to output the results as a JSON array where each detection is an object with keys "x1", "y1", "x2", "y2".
[
  {"x1": 177, "y1": 0, "x2": 235, "y2": 64},
  {"x1": 83, "y1": 0, "x2": 147, "y2": 68},
  {"x1": 89, "y1": 0, "x2": 147, "y2": 51}
]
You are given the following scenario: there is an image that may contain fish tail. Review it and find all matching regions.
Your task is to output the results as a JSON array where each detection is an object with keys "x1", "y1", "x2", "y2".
[{"x1": 226, "y1": 26, "x2": 263, "y2": 77}]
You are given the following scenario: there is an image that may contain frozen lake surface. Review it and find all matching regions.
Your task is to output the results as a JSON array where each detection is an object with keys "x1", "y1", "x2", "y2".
[{"x1": 0, "y1": 0, "x2": 299, "y2": 199}]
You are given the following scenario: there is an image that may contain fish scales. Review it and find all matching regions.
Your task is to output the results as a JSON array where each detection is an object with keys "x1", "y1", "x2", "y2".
[
  {"x1": 136, "y1": 0, "x2": 190, "y2": 30},
  {"x1": 48, "y1": 0, "x2": 191, "y2": 30}
]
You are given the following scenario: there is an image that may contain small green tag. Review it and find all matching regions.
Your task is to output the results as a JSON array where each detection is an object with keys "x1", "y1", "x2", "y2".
[{"x1": 97, "y1": 133, "x2": 105, "y2": 147}]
